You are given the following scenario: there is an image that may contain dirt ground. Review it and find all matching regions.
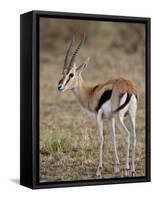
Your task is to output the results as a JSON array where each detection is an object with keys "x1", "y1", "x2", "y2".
[{"x1": 39, "y1": 18, "x2": 146, "y2": 182}]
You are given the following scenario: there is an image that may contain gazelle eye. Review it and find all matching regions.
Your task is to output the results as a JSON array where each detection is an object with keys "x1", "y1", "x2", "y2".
[{"x1": 69, "y1": 73, "x2": 74, "y2": 78}]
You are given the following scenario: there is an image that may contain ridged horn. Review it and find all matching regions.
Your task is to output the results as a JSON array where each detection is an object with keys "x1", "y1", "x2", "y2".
[
  {"x1": 64, "y1": 35, "x2": 74, "y2": 68},
  {"x1": 69, "y1": 33, "x2": 85, "y2": 67}
]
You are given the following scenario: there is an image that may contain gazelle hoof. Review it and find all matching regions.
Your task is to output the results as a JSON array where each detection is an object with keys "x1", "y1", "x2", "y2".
[
  {"x1": 114, "y1": 164, "x2": 120, "y2": 173},
  {"x1": 131, "y1": 170, "x2": 136, "y2": 177},
  {"x1": 96, "y1": 169, "x2": 101, "y2": 176},
  {"x1": 124, "y1": 168, "x2": 130, "y2": 177}
]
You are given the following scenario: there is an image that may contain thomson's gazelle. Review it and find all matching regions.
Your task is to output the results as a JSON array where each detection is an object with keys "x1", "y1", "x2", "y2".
[{"x1": 58, "y1": 35, "x2": 138, "y2": 177}]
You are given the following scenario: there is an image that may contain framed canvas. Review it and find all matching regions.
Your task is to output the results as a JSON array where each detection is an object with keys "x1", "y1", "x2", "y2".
[{"x1": 20, "y1": 10, "x2": 151, "y2": 189}]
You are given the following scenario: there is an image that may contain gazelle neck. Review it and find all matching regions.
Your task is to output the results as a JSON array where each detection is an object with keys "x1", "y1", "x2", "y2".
[{"x1": 72, "y1": 74, "x2": 91, "y2": 110}]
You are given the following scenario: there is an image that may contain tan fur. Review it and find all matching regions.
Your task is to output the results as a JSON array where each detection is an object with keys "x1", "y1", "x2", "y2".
[{"x1": 71, "y1": 75, "x2": 137, "y2": 114}]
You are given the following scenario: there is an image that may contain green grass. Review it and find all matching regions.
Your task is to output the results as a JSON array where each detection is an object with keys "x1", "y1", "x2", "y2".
[{"x1": 40, "y1": 128, "x2": 71, "y2": 155}]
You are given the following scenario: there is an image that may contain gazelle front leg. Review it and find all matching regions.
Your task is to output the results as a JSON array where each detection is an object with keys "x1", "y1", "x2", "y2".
[
  {"x1": 108, "y1": 117, "x2": 120, "y2": 173},
  {"x1": 96, "y1": 109, "x2": 104, "y2": 176}
]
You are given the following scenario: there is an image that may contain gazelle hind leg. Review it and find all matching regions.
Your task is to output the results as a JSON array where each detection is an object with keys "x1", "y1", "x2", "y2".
[
  {"x1": 128, "y1": 95, "x2": 137, "y2": 176},
  {"x1": 108, "y1": 117, "x2": 120, "y2": 173},
  {"x1": 96, "y1": 109, "x2": 104, "y2": 176},
  {"x1": 118, "y1": 110, "x2": 130, "y2": 176}
]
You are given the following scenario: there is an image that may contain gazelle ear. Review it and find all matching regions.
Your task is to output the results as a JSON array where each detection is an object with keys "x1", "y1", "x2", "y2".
[{"x1": 76, "y1": 57, "x2": 90, "y2": 73}]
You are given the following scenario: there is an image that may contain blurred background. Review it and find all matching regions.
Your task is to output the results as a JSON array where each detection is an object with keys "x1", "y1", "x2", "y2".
[{"x1": 39, "y1": 17, "x2": 145, "y2": 182}]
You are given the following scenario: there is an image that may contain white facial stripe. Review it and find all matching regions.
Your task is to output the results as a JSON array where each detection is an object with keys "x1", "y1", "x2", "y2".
[{"x1": 61, "y1": 74, "x2": 71, "y2": 89}]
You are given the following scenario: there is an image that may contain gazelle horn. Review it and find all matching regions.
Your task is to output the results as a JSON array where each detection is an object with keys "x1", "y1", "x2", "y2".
[
  {"x1": 69, "y1": 33, "x2": 85, "y2": 68},
  {"x1": 64, "y1": 35, "x2": 74, "y2": 68}
]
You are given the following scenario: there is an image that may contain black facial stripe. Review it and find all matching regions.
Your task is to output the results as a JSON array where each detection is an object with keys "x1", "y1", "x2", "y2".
[
  {"x1": 63, "y1": 73, "x2": 74, "y2": 87},
  {"x1": 95, "y1": 90, "x2": 112, "y2": 112},
  {"x1": 64, "y1": 75, "x2": 71, "y2": 87}
]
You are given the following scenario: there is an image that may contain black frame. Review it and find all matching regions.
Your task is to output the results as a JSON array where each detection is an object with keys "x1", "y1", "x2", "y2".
[{"x1": 20, "y1": 10, "x2": 151, "y2": 189}]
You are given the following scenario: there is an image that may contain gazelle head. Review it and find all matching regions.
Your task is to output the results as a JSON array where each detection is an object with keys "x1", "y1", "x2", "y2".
[{"x1": 58, "y1": 34, "x2": 89, "y2": 92}]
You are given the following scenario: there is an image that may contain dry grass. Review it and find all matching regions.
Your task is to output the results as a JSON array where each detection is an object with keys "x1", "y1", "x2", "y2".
[{"x1": 39, "y1": 19, "x2": 146, "y2": 182}]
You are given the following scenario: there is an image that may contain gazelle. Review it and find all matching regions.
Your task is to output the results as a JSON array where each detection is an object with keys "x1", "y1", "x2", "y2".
[{"x1": 58, "y1": 35, "x2": 138, "y2": 177}]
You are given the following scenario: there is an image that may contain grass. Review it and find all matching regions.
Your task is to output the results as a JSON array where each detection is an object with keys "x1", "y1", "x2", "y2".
[
  {"x1": 40, "y1": 116, "x2": 145, "y2": 182},
  {"x1": 39, "y1": 20, "x2": 146, "y2": 182},
  {"x1": 40, "y1": 128, "x2": 71, "y2": 155}
]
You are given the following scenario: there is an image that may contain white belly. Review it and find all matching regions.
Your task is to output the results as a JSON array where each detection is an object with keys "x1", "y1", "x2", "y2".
[{"x1": 101, "y1": 100, "x2": 112, "y2": 118}]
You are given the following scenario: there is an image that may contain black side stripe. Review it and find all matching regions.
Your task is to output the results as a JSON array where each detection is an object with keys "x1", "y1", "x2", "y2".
[
  {"x1": 114, "y1": 93, "x2": 132, "y2": 113},
  {"x1": 95, "y1": 90, "x2": 112, "y2": 112}
]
